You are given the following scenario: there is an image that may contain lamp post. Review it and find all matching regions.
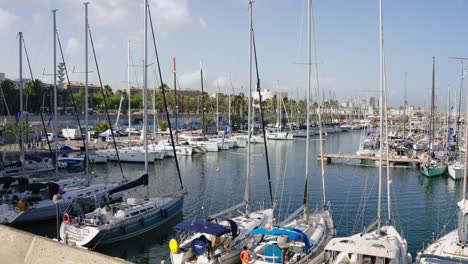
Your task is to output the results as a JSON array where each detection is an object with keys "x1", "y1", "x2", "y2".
[{"x1": 52, "y1": 194, "x2": 63, "y2": 242}]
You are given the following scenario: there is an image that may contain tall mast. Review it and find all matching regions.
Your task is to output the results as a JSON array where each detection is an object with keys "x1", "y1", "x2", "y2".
[
  {"x1": 244, "y1": 0, "x2": 253, "y2": 216},
  {"x1": 311, "y1": 0, "x2": 327, "y2": 206},
  {"x1": 128, "y1": 40, "x2": 131, "y2": 145},
  {"x1": 216, "y1": 81, "x2": 219, "y2": 133},
  {"x1": 383, "y1": 45, "x2": 391, "y2": 222},
  {"x1": 53, "y1": 9, "x2": 58, "y2": 177},
  {"x1": 403, "y1": 72, "x2": 407, "y2": 139},
  {"x1": 153, "y1": 69, "x2": 157, "y2": 138},
  {"x1": 430, "y1": 57, "x2": 435, "y2": 156},
  {"x1": 200, "y1": 62, "x2": 205, "y2": 136},
  {"x1": 461, "y1": 82, "x2": 468, "y2": 246},
  {"x1": 446, "y1": 85, "x2": 450, "y2": 152},
  {"x1": 229, "y1": 73, "x2": 232, "y2": 136},
  {"x1": 84, "y1": 3, "x2": 89, "y2": 181},
  {"x1": 143, "y1": 0, "x2": 149, "y2": 177},
  {"x1": 377, "y1": 0, "x2": 383, "y2": 230},
  {"x1": 456, "y1": 61, "x2": 465, "y2": 150},
  {"x1": 18, "y1": 32, "x2": 24, "y2": 166},
  {"x1": 303, "y1": 0, "x2": 311, "y2": 221},
  {"x1": 174, "y1": 57, "x2": 178, "y2": 143}
]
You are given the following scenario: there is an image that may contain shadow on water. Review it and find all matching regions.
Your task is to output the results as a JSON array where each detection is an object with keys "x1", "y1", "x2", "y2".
[
  {"x1": 17, "y1": 219, "x2": 59, "y2": 239},
  {"x1": 95, "y1": 212, "x2": 183, "y2": 264}
]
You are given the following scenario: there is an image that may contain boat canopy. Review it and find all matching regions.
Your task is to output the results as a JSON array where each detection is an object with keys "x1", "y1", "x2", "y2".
[
  {"x1": 174, "y1": 220, "x2": 231, "y2": 236},
  {"x1": 99, "y1": 129, "x2": 120, "y2": 137},
  {"x1": 107, "y1": 174, "x2": 148, "y2": 196},
  {"x1": 249, "y1": 227, "x2": 312, "y2": 252}
]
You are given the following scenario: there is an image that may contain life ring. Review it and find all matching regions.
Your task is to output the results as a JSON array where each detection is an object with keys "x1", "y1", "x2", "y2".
[
  {"x1": 223, "y1": 238, "x2": 233, "y2": 252},
  {"x1": 63, "y1": 213, "x2": 72, "y2": 225},
  {"x1": 240, "y1": 250, "x2": 251, "y2": 263}
]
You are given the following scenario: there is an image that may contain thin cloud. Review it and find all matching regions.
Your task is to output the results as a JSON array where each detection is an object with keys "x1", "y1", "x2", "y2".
[
  {"x1": 71, "y1": 0, "x2": 207, "y2": 34},
  {"x1": 0, "y1": 8, "x2": 18, "y2": 31},
  {"x1": 65, "y1": 37, "x2": 80, "y2": 57}
]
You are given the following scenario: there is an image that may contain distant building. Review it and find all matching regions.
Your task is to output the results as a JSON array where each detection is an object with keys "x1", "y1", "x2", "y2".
[
  {"x1": 0, "y1": 73, "x2": 5, "y2": 82},
  {"x1": 64, "y1": 82, "x2": 101, "y2": 95},
  {"x1": 252, "y1": 89, "x2": 288, "y2": 101},
  {"x1": 121, "y1": 86, "x2": 203, "y2": 98}
]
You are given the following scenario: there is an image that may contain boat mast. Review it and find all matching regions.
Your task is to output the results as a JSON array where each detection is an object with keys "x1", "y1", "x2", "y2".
[
  {"x1": 377, "y1": 0, "x2": 383, "y2": 230},
  {"x1": 461, "y1": 73, "x2": 468, "y2": 246},
  {"x1": 303, "y1": 0, "x2": 311, "y2": 221},
  {"x1": 200, "y1": 62, "x2": 205, "y2": 136},
  {"x1": 244, "y1": 0, "x2": 253, "y2": 216},
  {"x1": 128, "y1": 40, "x2": 131, "y2": 145},
  {"x1": 18, "y1": 32, "x2": 24, "y2": 167},
  {"x1": 143, "y1": 0, "x2": 149, "y2": 179},
  {"x1": 311, "y1": 0, "x2": 327, "y2": 207},
  {"x1": 229, "y1": 73, "x2": 232, "y2": 136},
  {"x1": 456, "y1": 61, "x2": 464, "y2": 150},
  {"x1": 153, "y1": 69, "x2": 157, "y2": 138},
  {"x1": 174, "y1": 57, "x2": 178, "y2": 144},
  {"x1": 429, "y1": 57, "x2": 435, "y2": 158},
  {"x1": 403, "y1": 72, "x2": 407, "y2": 139},
  {"x1": 458, "y1": 92, "x2": 468, "y2": 246},
  {"x1": 446, "y1": 86, "x2": 450, "y2": 152},
  {"x1": 53, "y1": 10, "x2": 59, "y2": 177},
  {"x1": 83, "y1": 3, "x2": 90, "y2": 182},
  {"x1": 216, "y1": 82, "x2": 219, "y2": 133},
  {"x1": 383, "y1": 40, "x2": 391, "y2": 222}
]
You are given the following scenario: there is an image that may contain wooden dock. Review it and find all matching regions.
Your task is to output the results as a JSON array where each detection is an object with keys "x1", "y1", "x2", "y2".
[{"x1": 318, "y1": 153, "x2": 422, "y2": 164}]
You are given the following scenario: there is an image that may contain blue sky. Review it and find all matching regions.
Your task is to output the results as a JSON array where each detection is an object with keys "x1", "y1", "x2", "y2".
[{"x1": 0, "y1": 0, "x2": 467, "y2": 107}]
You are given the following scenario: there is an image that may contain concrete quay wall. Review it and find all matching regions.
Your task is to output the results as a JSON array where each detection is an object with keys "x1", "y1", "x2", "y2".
[{"x1": 0, "y1": 225, "x2": 131, "y2": 264}]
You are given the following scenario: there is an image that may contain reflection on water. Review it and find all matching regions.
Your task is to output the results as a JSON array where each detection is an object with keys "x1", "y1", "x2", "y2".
[{"x1": 17, "y1": 131, "x2": 464, "y2": 262}]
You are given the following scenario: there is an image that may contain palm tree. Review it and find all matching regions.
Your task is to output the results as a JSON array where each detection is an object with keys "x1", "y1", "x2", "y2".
[
  {"x1": 103, "y1": 84, "x2": 113, "y2": 96},
  {"x1": 24, "y1": 81, "x2": 34, "y2": 112}
]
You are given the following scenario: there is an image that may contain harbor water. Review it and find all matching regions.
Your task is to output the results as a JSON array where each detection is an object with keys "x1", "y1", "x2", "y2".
[{"x1": 19, "y1": 130, "x2": 460, "y2": 263}]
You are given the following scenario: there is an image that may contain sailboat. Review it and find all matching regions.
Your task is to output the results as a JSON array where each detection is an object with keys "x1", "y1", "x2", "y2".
[
  {"x1": 168, "y1": 2, "x2": 273, "y2": 263},
  {"x1": 244, "y1": 1, "x2": 334, "y2": 262},
  {"x1": 416, "y1": 60, "x2": 468, "y2": 263},
  {"x1": 419, "y1": 57, "x2": 447, "y2": 177},
  {"x1": 60, "y1": 0, "x2": 184, "y2": 247},
  {"x1": 323, "y1": 1, "x2": 411, "y2": 263},
  {"x1": 0, "y1": 13, "x2": 129, "y2": 225},
  {"x1": 448, "y1": 63, "x2": 465, "y2": 180},
  {"x1": 266, "y1": 84, "x2": 294, "y2": 140}
]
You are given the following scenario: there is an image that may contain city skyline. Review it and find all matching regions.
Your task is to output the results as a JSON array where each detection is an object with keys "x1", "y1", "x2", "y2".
[{"x1": 0, "y1": 0, "x2": 467, "y2": 108}]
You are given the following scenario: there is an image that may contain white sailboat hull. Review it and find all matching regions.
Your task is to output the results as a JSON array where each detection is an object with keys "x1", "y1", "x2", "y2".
[{"x1": 448, "y1": 163, "x2": 464, "y2": 180}]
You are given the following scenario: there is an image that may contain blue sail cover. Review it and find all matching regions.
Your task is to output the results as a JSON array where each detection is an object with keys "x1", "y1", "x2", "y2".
[
  {"x1": 249, "y1": 227, "x2": 312, "y2": 252},
  {"x1": 175, "y1": 220, "x2": 230, "y2": 236}
]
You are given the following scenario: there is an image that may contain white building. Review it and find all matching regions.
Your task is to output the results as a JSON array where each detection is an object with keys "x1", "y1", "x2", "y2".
[
  {"x1": 0, "y1": 72, "x2": 5, "y2": 82},
  {"x1": 252, "y1": 89, "x2": 288, "y2": 101}
]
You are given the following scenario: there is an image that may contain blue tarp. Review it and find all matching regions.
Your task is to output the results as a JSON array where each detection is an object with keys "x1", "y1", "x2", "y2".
[
  {"x1": 60, "y1": 146, "x2": 72, "y2": 151},
  {"x1": 249, "y1": 227, "x2": 312, "y2": 252},
  {"x1": 174, "y1": 220, "x2": 230, "y2": 236}
]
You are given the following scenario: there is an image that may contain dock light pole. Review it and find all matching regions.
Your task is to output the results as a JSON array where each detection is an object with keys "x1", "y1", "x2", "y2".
[{"x1": 53, "y1": 194, "x2": 63, "y2": 242}]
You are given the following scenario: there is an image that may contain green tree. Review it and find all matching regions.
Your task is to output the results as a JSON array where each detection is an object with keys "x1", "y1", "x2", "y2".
[
  {"x1": 159, "y1": 120, "x2": 168, "y2": 131},
  {"x1": 24, "y1": 81, "x2": 34, "y2": 112},
  {"x1": 94, "y1": 121, "x2": 110, "y2": 133}
]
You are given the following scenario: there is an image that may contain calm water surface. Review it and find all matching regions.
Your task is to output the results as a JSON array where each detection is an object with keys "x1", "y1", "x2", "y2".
[{"x1": 20, "y1": 131, "x2": 461, "y2": 263}]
